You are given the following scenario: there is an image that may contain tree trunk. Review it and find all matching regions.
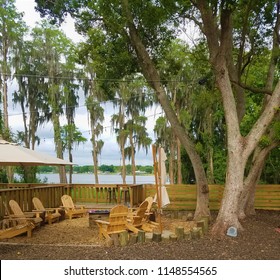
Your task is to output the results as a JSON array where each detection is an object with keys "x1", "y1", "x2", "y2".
[
  {"x1": 169, "y1": 134, "x2": 175, "y2": 184},
  {"x1": 130, "y1": 133, "x2": 136, "y2": 184},
  {"x1": 239, "y1": 143, "x2": 279, "y2": 218},
  {"x1": 176, "y1": 137, "x2": 182, "y2": 184},
  {"x1": 68, "y1": 148, "x2": 73, "y2": 184},
  {"x1": 122, "y1": 0, "x2": 210, "y2": 218},
  {"x1": 212, "y1": 145, "x2": 246, "y2": 234},
  {"x1": 52, "y1": 113, "x2": 67, "y2": 183},
  {"x1": 93, "y1": 148, "x2": 99, "y2": 184},
  {"x1": 121, "y1": 139, "x2": 126, "y2": 184}
]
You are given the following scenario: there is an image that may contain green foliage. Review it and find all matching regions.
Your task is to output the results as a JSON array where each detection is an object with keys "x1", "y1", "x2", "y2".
[
  {"x1": 16, "y1": 0, "x2": 280, "y2": 187},
  {"x1": 195, "y1": 142, "x2": 203, "y2": 155},
  {"x1": 36, "y1": 164, "x2": 154, "y2": 175},
  {"x1": 98, "y1": 164, "x2": 116, "y2": 173},
  {"x1": 61, "y1": 124, "x2": 87, "y2": 152},
  {"x1": 0, "y1": 168, "x2": 8, "y2": 183},
  {"x1": 258, "y1": 135, "x2": 271, "y2": 148},
  {"x1": 273, "y1": 121, "x2": 280, "y2": 140},
  {"x1": 260, "y1": 147, "x2": 280, "y2": 184},
  {"x1": 240, "y1": 95, "x2": 263, "y2": 136}
]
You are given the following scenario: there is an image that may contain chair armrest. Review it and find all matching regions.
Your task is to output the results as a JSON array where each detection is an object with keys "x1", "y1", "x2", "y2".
[
  {"x1": 24, "y1": 211, "x2": 43, "y2": 218},
  {"x1": 74, "y1": 205, "x2": 86, "y2": 209},
  {"x1": 127, "y1": 215, "x2": 140, "y2": 223},
  {"x1": 95, "y1": 219, "x2": 109, "y2": 225},
  {"x1": 45, "y1": 208, "x2": 61, "y2": 214}
]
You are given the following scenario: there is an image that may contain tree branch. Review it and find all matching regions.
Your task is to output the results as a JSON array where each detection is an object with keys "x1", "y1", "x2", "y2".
[{"x1": 231, "y1": 80, "x2": 273, "y2": 95}]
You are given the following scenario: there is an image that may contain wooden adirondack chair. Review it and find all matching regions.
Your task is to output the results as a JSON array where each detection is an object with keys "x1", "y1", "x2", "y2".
[
  {"x1": 61, "y1": 194, "x2": 87, "y2": 219},
  {"x1": 0, "y1": 202, "x2": 35, "y2": 239},
  {"x1": 0, "y1": 221, "x2": 35, "y2": 239},
  {"x1": 128, "y1": 196, "x2": 154, "y2": 218},
  {"x1": 9, "y1": 200, "x2": 43, "y2": 227},
  {"x1": 95, "y1": 205, "x2": 129, "y2": 240},
  {"x1": 32, "y1": 197, "x2": 61, "y2": 224},
  {"x1": 127, "y1": 199, "x2": 159, "y2": 233},
  {"x1": 126, "y1": 200, "x2": 149, "y2": 233}
]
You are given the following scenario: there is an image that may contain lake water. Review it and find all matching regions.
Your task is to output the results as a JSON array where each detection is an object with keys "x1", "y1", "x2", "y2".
[{"x1": 39, "y1": 173, "x2": 155, "y2": 184}]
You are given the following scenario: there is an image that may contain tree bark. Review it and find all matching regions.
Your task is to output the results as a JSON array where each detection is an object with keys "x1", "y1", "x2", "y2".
[
  {"x1": 239, "y1": 142, "x2": 279, "y2": 218},
  {"x1": 195, "y1": 3, "x2": 280, "y2": 236},
  {"x1": 122, "y1": 0, "x2": 210, "y2": 218},
  {"x1": 176, "y1": 137, "x2": 182, "y2": 184}
]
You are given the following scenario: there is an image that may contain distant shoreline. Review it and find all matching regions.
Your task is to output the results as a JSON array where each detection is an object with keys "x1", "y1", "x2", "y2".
[{"x1": 38, "y1": 172, "x2": 154, "y2": 176}]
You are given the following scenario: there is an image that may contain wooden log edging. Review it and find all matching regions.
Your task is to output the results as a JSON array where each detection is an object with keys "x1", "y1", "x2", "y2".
[{"x1": 106, "y1": 221, "x2": 210, "y2": 247}]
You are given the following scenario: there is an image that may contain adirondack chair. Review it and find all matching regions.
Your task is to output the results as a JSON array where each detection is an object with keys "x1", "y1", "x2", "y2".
[
  {"x1": 95, "y1": 205, "x2": 129, "y2": 240},
  {"x1": 0, "y1": 202, "x2": 35, "y2": 239},
  {"x1": 127, "y1": 199, "x2": 159, "y2": 233},
  {"x1": 9, "y1": 200, "x2": 43, "y2": 227},
  {"x1": 0, "y1": 220, "x2": 35, "y2": 239},
  {"x1": 128, "y1": 196, "x2": 154, "y2": 219},
  {"x1": 126, "y1": 200, "x2": 149, "y2": 233},
  {"x1": 61, "y1": 194, "x2": 87, "y2": 219},
  {"x1": 32, "y1": 197, "x2": 61, "y2": 224}
]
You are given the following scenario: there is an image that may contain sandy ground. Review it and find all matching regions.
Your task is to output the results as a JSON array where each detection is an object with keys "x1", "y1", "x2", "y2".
[{"x1": 0, "y1": 210, "x2": 280, "y2": 260}]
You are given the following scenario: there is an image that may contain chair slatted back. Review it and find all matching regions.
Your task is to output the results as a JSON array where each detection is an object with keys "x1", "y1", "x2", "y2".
[{"x1": 107, "y1": 205, "x2": 128, "y2": 234}]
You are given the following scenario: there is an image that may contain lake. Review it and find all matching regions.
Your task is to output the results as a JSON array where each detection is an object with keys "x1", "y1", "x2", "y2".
[{"x1": 38, "y1": 173, "x2": 155, "y2": 184}]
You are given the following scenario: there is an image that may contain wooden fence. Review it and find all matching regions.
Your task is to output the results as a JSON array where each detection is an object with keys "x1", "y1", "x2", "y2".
[
  {"x1": 145, "y1": 184, "x2": 280, "y2": 211},
  {"x1": 0, "y1": 183, "x2": 279, "y2": 218}
]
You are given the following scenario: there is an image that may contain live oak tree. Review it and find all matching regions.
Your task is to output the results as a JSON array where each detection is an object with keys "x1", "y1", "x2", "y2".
[
  {"x1": 189, "y1": 0, "x2": 280, "y2": 234},
  {"x1": 35, "y1": 0, "x2": 280, "y2": 236}
]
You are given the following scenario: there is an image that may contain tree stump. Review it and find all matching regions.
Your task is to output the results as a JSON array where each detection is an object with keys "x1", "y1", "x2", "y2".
[
  {"x1": 152, "y1": 232, "x2": 162, "y2": 242},
  {"x1": 184, "y1": 230, "x2": 191, "y2": 240},
  {"x1": 191, "y1": 227, "x2": 200, "y2": 239},
  {"x1": 111, "y1": 233, "x2": 120, "y2": 246},
  {"x1": 201, "y1": 216, "x2": 209, "y2": 232},
  {"x1": 175, "y1": 226, "x2": 185, "y2": 240},
  {"x1": 169, "y1": 234, "x2": 177, "y2": 241},
  {"x1": 196, "y1": 220, "x2": 206, "y2": 234},
  {"x1": 119, "y1": 231, "x2": 129, "y2": 246},
  {"x1": 128, "y1": 233, "x2": 138, "y2": 245},
  {"x1": 197, "y1": 227, "x2": 203, "y2": 238},
  {"x1": 137, "y1": 230, "x2": 146, "y2": 243}
]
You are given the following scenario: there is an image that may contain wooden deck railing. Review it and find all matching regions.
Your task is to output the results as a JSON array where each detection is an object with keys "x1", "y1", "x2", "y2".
[
  {"x1": 0, "y1": 184, "x2": 67, "y2": 218},
  {"x1": 0, "y1": 183, "x2": 279, "y2": 218},
  {"x1": 0, "y1": 183, "x2": 145, "y2": 218}
]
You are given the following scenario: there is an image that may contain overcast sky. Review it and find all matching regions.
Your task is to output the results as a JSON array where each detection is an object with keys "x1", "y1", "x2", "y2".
[{"x1": 10, "y1": 0, "x2": 163, "y2": 166}]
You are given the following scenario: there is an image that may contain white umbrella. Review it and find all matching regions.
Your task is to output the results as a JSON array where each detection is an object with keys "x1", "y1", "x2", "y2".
[{"x1": 0, "y1": 139, "x2": 73, "y2": 166}]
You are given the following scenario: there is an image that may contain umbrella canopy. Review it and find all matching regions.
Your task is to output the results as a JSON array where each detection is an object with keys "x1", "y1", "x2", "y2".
[
  {"x1": 158, "y1": 147, "x2": 170, "y2": 207},
  {"x1": 0, "y1": 139, "x2": 73, "y2": 166}
]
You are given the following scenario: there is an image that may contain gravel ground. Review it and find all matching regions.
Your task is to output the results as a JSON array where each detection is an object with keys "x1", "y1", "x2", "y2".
[{"x1": 0, "y1": 210, "x2": 279, "y2": 260}]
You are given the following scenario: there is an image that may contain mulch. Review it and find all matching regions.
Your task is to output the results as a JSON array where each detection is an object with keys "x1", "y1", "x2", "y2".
[{"x1": 0, "y1": 210, "x2": 279, "y2": 260}]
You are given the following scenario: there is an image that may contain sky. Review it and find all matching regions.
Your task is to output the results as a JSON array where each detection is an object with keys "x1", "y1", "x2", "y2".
[{"x1": 9, "y1": 0, "x2": 163, "y2": 166}]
